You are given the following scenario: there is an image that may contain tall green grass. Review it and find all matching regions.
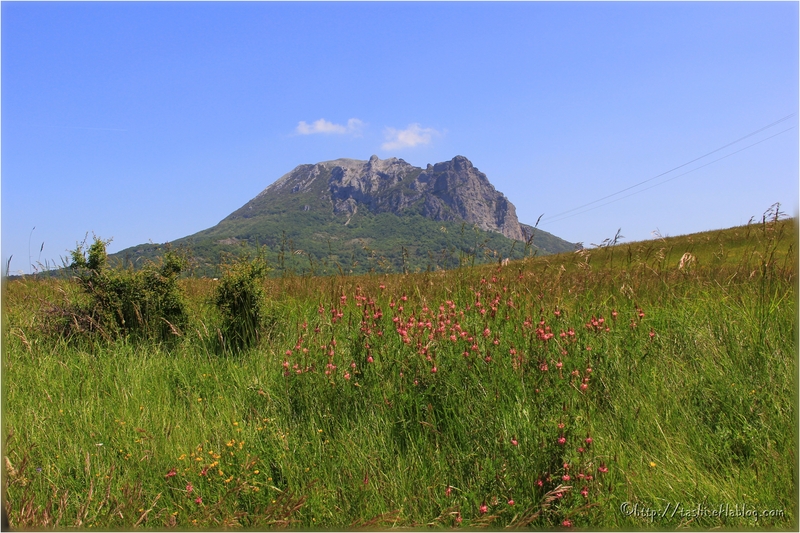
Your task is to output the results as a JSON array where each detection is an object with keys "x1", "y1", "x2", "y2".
[{"x1": 2, "y1": 218, "x2": 796, "y2": 529}]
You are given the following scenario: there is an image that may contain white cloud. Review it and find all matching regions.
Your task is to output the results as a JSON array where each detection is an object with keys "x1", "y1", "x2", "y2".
[
  {"x1": 381, "y1": 123, "x2": 439, "y2": 150},
  {"x1": 295, "y1": 118, "x2": 364, "y2": 136}
]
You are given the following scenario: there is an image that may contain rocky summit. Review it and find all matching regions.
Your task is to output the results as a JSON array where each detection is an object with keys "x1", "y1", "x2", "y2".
[
  {"x1": 115, "y1": 155, "x2": 576, "y2": 276},
  {"x1": 228, "y1": 155, "x2": 529, "y2": 242}
]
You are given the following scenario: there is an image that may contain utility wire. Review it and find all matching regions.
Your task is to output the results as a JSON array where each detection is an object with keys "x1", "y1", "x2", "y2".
[
  {"x1": 539, "y1": 112, "x2": 797, "y2": 223},
  {"x1": 540, "y1": 124, "x2": 796, "y2": 226}
]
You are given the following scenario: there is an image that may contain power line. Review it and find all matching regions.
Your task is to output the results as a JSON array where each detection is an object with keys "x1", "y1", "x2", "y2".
[
  {"x1": 538, "y1": 113, "x2": 797, "y2": 224},
  {"x1": 540, "y1": 125, "x2": 795, "y2": 226}
]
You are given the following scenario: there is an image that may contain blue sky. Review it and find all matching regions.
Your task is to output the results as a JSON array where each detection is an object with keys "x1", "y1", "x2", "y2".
[{"x1": 2, "y1": 1, "x2": 798, "y2": 275}]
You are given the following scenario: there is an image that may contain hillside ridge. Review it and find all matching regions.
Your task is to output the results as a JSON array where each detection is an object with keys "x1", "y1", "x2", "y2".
[{"x1": 111, "y1": 155, "x2": 576, "y2": 275}]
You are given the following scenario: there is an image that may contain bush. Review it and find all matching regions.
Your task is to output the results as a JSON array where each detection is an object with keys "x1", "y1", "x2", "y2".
[
  {"x1": 66, "y1": 235, "x2": 189, "y2": 342},
  {"x1": 214, "y1": 251, "x2": 271, "y2": 353}
]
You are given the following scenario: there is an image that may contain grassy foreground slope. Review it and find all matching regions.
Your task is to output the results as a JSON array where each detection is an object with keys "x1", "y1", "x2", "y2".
[{"x1": 2, "y1": 217, "x2": 796, "y2": 530}]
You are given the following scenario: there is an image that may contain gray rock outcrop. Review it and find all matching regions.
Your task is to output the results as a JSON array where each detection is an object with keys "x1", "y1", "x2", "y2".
[{"x1": 231, "y1": 155, "x2": 530, "y2": 242}]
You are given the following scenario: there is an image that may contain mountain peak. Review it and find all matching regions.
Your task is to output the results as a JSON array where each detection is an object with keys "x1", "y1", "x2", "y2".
[
  {"x1": 115, "y1": 155, "x2": 577, "y2": 276},
  {"x1": 436, "y1": 155, "x2": 473, "y2": 172},
  {"x1": 240, "y1": 155, "x2": 528, "y2": 241}
]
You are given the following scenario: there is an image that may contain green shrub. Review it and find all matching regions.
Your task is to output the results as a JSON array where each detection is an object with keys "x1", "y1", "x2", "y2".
[
  {"x1": 66, "y1": 235, "x2": 189, "y2": 342},
  {"x1": 214, "y1": 252, "x2": 271, "y2": 353}
]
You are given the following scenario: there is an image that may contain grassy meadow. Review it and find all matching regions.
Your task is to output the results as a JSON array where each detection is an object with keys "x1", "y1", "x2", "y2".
[{"x1": 2, "y1": 215, "x2": 797, "y2": 530}]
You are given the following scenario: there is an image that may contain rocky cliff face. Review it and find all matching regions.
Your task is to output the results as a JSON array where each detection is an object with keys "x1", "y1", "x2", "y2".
[
  {"x1": 234, "y1": 155, "x2": 529, "y2": 242},
  {"x1": 413, "y1": 156, "x2": 526, "y2": 241}
]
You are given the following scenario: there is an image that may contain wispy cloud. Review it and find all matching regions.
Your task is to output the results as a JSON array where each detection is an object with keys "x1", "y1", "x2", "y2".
[
  {"x1": 295, "y1": 118, "x2": 364, "y2": 136},
  {"x1": 381, "y1": 123, "x2": 440, "y2": 150}
]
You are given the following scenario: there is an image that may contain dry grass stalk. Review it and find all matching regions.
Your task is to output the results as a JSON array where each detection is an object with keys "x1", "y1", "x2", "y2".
[
  {"x1": 350, "y1": 509, "x2": 402, "y2": 529},
  {"x1": 10, "y1": 328, "x2": 32, "y2": 354},
  {"x1": 161, "y1": 317, "x2": 183, "y2": 336},
  {"x1": 134, "y1": 491, "x2": 161, "y2": 527},
  {"x1": 678, "y1": 252, "x2": 696, "y2": 270},
  {"x1": 506, "y1": 484, "x2": 572, "y2": 528}
]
